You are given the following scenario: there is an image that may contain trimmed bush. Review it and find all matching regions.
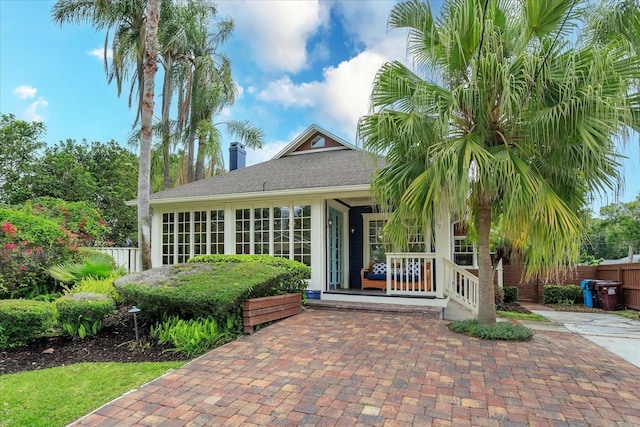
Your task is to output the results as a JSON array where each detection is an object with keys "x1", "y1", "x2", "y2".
[
  {"x1": 0, "y1": 299, "x2": 54, "y2": 348},
  {"x1": 114, "y1": 261, "x2": 290, "y2": 323},
  {"x1": 543, "y1": 284, "x2": 583, "y2": 304},
  {"x1": 449, "y1": 319, "x2": 534, "y2": 341},
  {"x1": 188, "y1": 254, "x2": 310, "y2": 297},
  {"x1": 503, "y1": 286, "x2": 519, "y2": 303},
  {"x1": 54, "y1": 293, "x2": 115, "y2": 338}
]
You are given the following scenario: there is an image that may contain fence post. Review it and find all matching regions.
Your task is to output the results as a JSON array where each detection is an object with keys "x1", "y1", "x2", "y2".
[{"x1": 496, "y1": 259, "x2": 503, "y2": 289}]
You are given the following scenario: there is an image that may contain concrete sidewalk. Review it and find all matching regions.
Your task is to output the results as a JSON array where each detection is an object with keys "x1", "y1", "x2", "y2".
[
  {"x1": 71, "y1": 308, "x2": 640, "y2": 426},
  {"x1": 519, "y1": 306, "x2": 640, "y2": 369}
]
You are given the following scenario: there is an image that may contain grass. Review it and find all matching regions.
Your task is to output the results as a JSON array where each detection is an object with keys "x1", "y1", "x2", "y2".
[
  {"x1": 617, "y1": 309, "x2": 640, "y2": 320},
  {"x1": 497, "y1": 311, "x2": 549, "y2": 322},
  {"x1": 448, "y1": 319, "x2": 535, "y2": 341},
  {"x1": 0, "y1": 361, "x2": 184, "y2": 427}
]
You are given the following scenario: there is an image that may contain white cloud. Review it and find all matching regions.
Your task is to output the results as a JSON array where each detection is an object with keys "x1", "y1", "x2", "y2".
[
  {"x1": 257, "y1": 76, "x2": 320, "y2": 108},
  {"x1": 88, "y1": 47, "x2": 113, "y2": 60},
  {"x1": 246, "y1": 140, "x2": 290, "y2": 166},
  {"x1": 217, "y1": 0, "x2": 328, "y2": 73},
  {"x1": 13, "y1": 85, "x2": 37, "y2": 99},
  {"x1": 258, "y1": 50, "x2": 386, "y2": 138},
  {"x1": 23, "y1": 97, "x2": 48, "y2": 122}
]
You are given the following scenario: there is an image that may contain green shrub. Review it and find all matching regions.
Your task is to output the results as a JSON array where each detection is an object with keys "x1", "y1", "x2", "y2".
[
  {"x1": 449, "y1": 319, "x2": 534, "y2": 341},
  {"x1": 188, "y1": 254, "x2": 310, "y2": 297},
  {"x1": 49, "y1": 252, "x2": 125, "y2": 284},
  {"x1": 54, "y1": 293, "x2": 115, "y2": 339},
  {"x1": 67, "y1": 276, "x2": 122, "y2": 303},
  {"x1": 543, "y1": 284, "x2": 583, "y2": 304},
  {"x1": 115, "y1": 262, "x2": 289, "y2": 323},
  {"x1": 0, "y1": 299, "x2": 54, "y2": 348},
  {"x1": 503, "y1": 286, "x2": 519, "y2": 303},
  {"x1": 151, "y1": 315, "x2": 235, "y2": 357}
]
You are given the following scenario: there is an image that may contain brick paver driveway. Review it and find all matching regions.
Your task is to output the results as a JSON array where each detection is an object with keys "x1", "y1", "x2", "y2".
[{"x1": 73, "y1": 309, "x2": 640, "y2": 426}]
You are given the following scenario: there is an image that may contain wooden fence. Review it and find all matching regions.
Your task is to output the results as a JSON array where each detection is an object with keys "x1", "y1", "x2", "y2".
[{"x1": 498, "y1": 263, "x2": 640, "y2": 310}]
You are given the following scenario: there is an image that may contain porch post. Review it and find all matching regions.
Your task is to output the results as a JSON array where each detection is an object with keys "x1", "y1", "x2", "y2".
[{"x1": 433, "y1": 203, "x2": 451, "y2": 298}]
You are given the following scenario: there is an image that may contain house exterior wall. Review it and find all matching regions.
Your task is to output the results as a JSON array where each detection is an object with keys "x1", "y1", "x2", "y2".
[{"x1": 148, "y1": 190, "x2": 453, "y2": 300}]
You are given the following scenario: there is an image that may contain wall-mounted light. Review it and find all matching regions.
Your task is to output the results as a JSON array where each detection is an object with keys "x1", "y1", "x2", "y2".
[
  {"x1": 351, "y1": 227, "x2": 355, "y2": 234},
  {"x1": 327, "y1": 219, "x2": 333, "y2": 227}
]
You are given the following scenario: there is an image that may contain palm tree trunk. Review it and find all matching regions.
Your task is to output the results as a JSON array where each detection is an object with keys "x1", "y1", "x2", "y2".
[
  {"x1": 161, "y1": 56, "x2": 173, "y2": 190},
  {"x1": 138, "y1": 0, "x2": 161, "y2": 270},
  {"x1": 477, "y1": 198, "x2": 496, "y2": 324}
]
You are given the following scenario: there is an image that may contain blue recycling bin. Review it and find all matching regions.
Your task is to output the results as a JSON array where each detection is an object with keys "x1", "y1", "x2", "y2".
[{"x1": 581, "y1": 279, "x2": 596, "y2": 308}]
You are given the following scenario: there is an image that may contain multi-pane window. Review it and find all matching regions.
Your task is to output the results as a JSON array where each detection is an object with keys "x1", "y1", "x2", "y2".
[
  {"x1": 407, "y1": 224, "x2": 426, "y2": 252},
  {"x1": 293, "y1": 205, "x2": 311, "y2": 266},
  {"x1": 162, "y1": 213, "x2": 175, "y2": 265},
  {"x1": 254, "y1": 207, "x2": 270, "y2": 255},
  {"x1": 273, "y1": 206, "x2": 290, "y2": 259},
  {"x1": 161, "y1": 204, "x2": 311, "y2": 266},
  {"x1": 453, "y1": 237, "x2": 475, "y2": 266},
  {"x1": 193, "y1": 211, "x2": 207, "y2": 256},
  {"x1": 368, "y1": 219, "x2": 387, "y2": 263},
  {"x1": 176, "y1": 212, "x2": 190, "y2": 263},
  {"x1": 236, "y1": 208, "x2": 251, "y2": 254},
  {"x1": 210, "y1": 210, "x2": 224, "y2": 255}
]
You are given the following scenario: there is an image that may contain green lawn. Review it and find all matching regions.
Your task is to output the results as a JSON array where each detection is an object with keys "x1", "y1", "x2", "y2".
[
  {"x1": 497, "y1": 310, "x2": 549, "y2": 322},
  {"x1": 0, "y1": 361, "x2": 184, "y2": 427}
]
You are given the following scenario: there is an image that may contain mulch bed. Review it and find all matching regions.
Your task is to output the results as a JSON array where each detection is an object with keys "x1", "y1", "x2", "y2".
[{"x1": 0, "y1": 306, "x2": 190, "y2": 376}]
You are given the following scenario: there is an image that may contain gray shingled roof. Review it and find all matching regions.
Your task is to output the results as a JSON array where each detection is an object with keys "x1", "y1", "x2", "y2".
[{"x1": 149, "y1": 149, "x2": 385, "y2": 202}]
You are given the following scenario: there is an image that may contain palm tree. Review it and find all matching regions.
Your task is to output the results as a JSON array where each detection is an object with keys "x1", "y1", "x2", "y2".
[
  {"x1": 138, "y1": 0, "x2": 161, "y2": 270},
  {"x1": 52, "y1": 0, "x2": 147, "y2": 125},
  {"x1": 176, "y1": 3, "x2": 263, "y2": 182},
  {"x1": 358, "y1": 0, "x2": 640, "y2": 324}
]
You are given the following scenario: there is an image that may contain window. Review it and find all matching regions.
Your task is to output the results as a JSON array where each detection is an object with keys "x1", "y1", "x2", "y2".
[
  {"x1": 193, "y1": 211, "x2": 207, "y2": 256},
  {"x1": 293, "y1": 205, "x2": 311, "y2": 266},
  {"x1": 162, "y1": 204, "x2": 311, "y2": 266},
  {"x1": 453, "y1": 237, "x2": 475, "y2": 266},
  {"x1": 311, "y1": 136, "x2": 325, "y2": 148},
  {"x1": 452, "y1": 222, "x2": 475, "y2": 266},
  {"x1": 210, "y1": 210, "x2": 224, "y2": 255},
  {"x1": 254, "y1": 207, "x2": 270, "y2": 255},
  {"x1": 176, "y1": 212, "x2": 191, "y2": 263},
  {"x1": 162, "y1": 213, "x2": 175, "y2": 265},
  {"x1": 236, "y1": 208, "x2": 251, "y2": 254},
  {"x1": 273, "y1": 206, "x2": 290, "y2": 259},
  {"x1": 364, "y1": 216, "x2": 388, "y2": 263}
]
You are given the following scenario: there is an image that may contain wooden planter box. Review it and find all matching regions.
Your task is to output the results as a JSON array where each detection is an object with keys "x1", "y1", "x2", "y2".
[{"x1": 242, "y1": 293, "x2": 302, "y2": 334}]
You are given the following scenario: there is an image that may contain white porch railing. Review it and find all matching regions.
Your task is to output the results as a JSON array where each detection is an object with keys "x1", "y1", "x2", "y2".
[
  {"x1": 85, "y1": 247, "x2": 141, "y2": 272},
  {"x1": 443, "y1": 258, "x2": 479, "y2": 314},
  {"x1": 385, "y1": 253, "x2": 441, "y2": 298}
]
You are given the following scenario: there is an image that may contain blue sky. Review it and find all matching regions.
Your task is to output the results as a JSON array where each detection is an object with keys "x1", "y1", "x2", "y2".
[{"x1": 1, "y1": 0, "x2": 638, "y2": 213}]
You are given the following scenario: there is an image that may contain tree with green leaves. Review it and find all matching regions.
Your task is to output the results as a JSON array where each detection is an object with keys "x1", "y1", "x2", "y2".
[
  {"x1": 597, "y1": 197, "x2": 640, "y2": 261},
  {"x1": 0, "y1": 114, "x2": 46, "y2": 205},
  {"x1": 358, "y1": 0, "x2": 640, "y2": 324}
]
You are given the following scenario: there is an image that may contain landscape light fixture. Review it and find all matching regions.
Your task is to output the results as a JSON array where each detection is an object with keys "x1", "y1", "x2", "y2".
[{"x1": 128, "y1": 306, "x2": 141, "y2": 342}]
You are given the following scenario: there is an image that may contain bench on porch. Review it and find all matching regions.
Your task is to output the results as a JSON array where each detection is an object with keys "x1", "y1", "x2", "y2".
[
  {"x1": 360, "y1": 261, "x2": 432, "y2": 291},
  {"x1": 242, "y1": 293, "x2": 302, "y2": 334}
]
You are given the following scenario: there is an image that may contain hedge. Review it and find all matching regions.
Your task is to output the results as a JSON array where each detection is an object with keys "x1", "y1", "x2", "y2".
[{"x1": 0, "y1": 299, "x2": 54, "y2": 348}]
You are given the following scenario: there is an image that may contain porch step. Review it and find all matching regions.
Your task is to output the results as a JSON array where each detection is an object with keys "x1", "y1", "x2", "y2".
[
  {"x1": 305, "y1": 300, "x2": 443, "y2": 320},
  {"x1": 443, "y1": 299, "x2": 476, "y2": 321}
]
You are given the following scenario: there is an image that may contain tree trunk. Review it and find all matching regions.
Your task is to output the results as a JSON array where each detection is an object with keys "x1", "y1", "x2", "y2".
[
  {"x1": 138, "y1": 0, "x2": 161, "y2": 271},
  {"x1": 629, "y1": 243, "x2": 634, "y2": 263},
  {"x1": 477, "y1": 198, "x2": 496, "y2": 324},
  {"x1": 161, "y1": 56, "x2": 173, "y2": 190}
]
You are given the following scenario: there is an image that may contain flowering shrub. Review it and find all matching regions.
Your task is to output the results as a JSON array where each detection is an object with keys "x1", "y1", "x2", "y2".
[
  {"x1": 27, "y1": 197, "x2": 110, "y2": 247},
  {"x1": 0, "y1": 208, "x2": 78, "y2": 299}
]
